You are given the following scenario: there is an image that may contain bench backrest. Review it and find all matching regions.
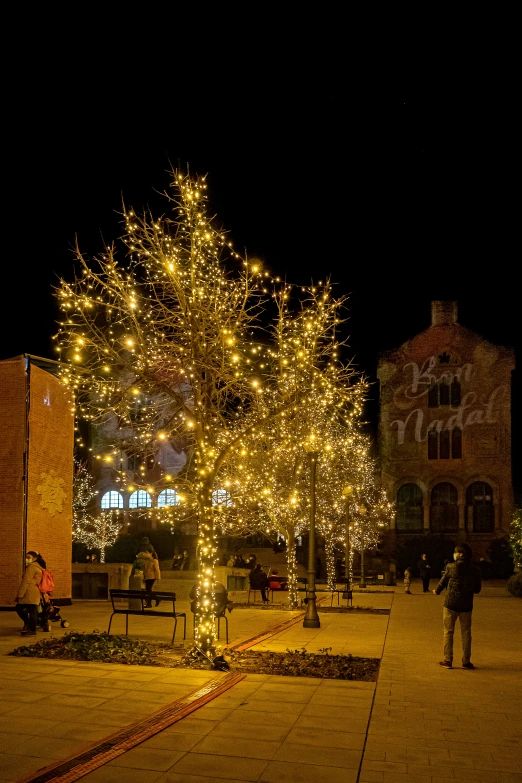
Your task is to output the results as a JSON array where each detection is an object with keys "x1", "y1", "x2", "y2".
[{"x1": 109, "y1": 589, "x2": 177, "y2": 611}]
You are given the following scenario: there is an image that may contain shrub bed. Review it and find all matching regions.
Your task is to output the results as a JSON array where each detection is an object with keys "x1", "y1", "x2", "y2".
[{"x1": 9, "y1": 632, "x2": 380, "y2": 681}]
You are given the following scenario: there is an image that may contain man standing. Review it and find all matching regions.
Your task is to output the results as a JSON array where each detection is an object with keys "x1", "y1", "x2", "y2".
[
  {"x1": 434, "y1": 544, "x2": 482, "y2": 669},
  {"x1": 418, "y1": 553, "x2": 432, "y2": 592}
]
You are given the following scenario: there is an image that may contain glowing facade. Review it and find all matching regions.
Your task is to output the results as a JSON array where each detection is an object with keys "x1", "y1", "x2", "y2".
[{"x1": 377, "y1": 301, "x2": 515, "y2": 555}]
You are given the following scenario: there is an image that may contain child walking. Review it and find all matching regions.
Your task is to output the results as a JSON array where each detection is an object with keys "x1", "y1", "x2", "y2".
[{"x1": 404, "y1": 566, "x2": 413, "y2": 594}]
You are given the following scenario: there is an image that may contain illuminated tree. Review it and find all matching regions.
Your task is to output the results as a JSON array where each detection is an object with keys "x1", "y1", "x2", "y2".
[
  {"x1": 214, "y1": 285, "x2": 367, "y2": 606},
  {"x1": 81, "y1": 510, "x2": 123, "y2": 563},
  {"x1": 55, "y1": 170, "x2": 326, "y2": 654},
  {"x1": 72, "y1": 458, "x2": 98, "y2": 544},
  {"x1": 344, "y1": 460, "x2": 394, "y2": 583}
]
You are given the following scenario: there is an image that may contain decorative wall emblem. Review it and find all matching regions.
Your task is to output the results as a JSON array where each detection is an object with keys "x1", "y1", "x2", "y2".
[{"x1": 37, "y1": 470, "x2": 67, "y2": 516}]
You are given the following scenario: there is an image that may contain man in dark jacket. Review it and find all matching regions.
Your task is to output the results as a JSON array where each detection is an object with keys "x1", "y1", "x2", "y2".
[
  {"x1": 434, "y1": 544, "x2": 482, "y2": 669},
  {"x1": 249, "y1": 563, "x2": 269, "y2": 603},
  {"x1": 417, "y1": 553, "x2": 432, "y2": 592}
]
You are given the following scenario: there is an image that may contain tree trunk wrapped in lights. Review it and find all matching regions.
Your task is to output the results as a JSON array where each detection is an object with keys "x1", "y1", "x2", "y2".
[{"x1": 324, "y1": 535, "x2": 337, "y2": 590}]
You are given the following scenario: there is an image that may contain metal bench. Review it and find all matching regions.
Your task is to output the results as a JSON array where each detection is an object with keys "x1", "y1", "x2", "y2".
[{"x1": 108, "y1": 589, "x2": 186, "y2": 644}]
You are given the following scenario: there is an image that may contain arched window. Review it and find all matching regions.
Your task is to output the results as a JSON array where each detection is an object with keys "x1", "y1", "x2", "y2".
[
  {"x1": 157, "y1": 489, "x2": 180, "y2": 507},
  {"x1": 212, "y1": 488, "x2": 232, "y2": 507},
  {"x1": 466, "y1": 482, "x2": 494, "y2": 533},
  {"x1": 129, "y1": 490, "x2": 152, "y2": 508},
  {"x1": 450, "y1": 377, "x2": 461, "y2": 406},
  {"x1": 396, "y1": 484, "x2": 423, "y2": 532},
  {"x1": 439, "y1": 429, "x2": 450, "y2": 459},
  {"x1": 439, "y1": 381, "x2": 450, "y2": 406},
  {"x1": 452, "y1": 427, "x2": 462, "y2": 459},
  {"x1": 101, "y1": 490, "x2": 123, "y2": 509},
  {"x1": 430, "y1": 482, "x2": 458, "y2": 532}
]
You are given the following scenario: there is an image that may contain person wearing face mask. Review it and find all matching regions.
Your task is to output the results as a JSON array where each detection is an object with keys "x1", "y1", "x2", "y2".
[
  {"x1": 15, "y1": 551, "x2": 46, "y2": 636},
  {"x1": 433, "y1": 544, "x2": 482, "y2": 669}
]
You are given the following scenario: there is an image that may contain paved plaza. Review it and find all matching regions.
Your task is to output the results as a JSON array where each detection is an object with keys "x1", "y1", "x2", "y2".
[{"x1": 0, "y1": 581, "x2": 520, "y2": 782}]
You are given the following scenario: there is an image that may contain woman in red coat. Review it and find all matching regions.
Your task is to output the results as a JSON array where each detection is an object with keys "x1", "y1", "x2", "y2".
[{"x1": 15, "y1": 551, "x2": 45, "y2": 636}]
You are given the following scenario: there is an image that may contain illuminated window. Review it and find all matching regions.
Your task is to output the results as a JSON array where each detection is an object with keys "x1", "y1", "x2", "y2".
[
  {"x1": 129, "y1": 490, "x2": 152, "y2": 508},
  {"x1": 158, "y1": 489, "x2": 180, "y2": 507},
  {"x1": 466, "y1": 482, "x2": 494, "y2": 533},
  {"x1": 212, "y1": 489, "x2": 232, "y2": 507},
  {"x1": 101, "y1": 490, "x2": 123, "y2": 509},
  {"x1": 396, "y1": 484, "x2": 423, "y2": 532},
  {"x1": 430, "y1": 482, "x2": 458, "y2": 532}
]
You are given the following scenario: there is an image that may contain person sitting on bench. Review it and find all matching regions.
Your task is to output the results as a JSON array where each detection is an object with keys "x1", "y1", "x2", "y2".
[
  {"x1": 269, "y1": 569, "x2": 282, "y2": 590},
  {"x1": 189, "y1": 581, "x2": 233, "y2": 616},
  {"x1": 250, "y1": 563, "x2": 269, "y2": 603}
]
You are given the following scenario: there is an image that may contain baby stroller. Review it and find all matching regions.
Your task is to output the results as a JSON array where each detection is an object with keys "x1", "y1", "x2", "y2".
[{"x1": 37, "y1": 593, "x2": 70, "y2": 632}]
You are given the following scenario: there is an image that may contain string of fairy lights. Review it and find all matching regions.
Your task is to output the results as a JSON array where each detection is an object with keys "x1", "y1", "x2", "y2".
[{"x1": 56, "y1": 170, "x2": 395, "y2": 656}]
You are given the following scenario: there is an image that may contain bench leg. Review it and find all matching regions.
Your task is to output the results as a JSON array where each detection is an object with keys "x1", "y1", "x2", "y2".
[
  {"x1": 217, "y1": 616, "x2": 228, "y2": 644},
  {"x1": 183, "y1": 614, "x2": 186, "y2": 640},
  {"x1": 172, "y1": 617, "x2": 177, "y2": 645},
  {"x1": 125, "y1": 614, "x2": 129, "y2": 636},
  {"x1": 108, "y1": 613, "x2": 115, "y2": 635}
]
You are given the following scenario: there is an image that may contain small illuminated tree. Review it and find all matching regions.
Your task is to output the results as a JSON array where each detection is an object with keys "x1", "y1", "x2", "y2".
[
  {"x1": 81, "y1": 510, "x2": 123, "y2": 563},
  {"x1": 345, "y1": 468, "x2": 394, "y2": 584},
  {"x1": 72, "y1": 458, "x2": 98, "y2": 544}
]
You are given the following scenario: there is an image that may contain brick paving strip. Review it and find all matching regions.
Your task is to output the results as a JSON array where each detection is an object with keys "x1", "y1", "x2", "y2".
[{"x1": 16, "y1": 670, "x2": 245, "y2": 783}]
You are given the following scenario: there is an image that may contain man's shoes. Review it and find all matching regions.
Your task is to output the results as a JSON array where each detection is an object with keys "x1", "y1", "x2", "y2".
[
  {"x1": 21, "y1": 630, "x2": 36, "y2": 636},
  {"x1": 439, "y1": 660, "x2": 452, "y2": 668},
  {"x1": 145, "y1": 603, "x2": 152, "y2": 608},
  {"x1": 155, "y1": 599, "x2": 161, "y2": 607},
  {"x1": 462, "y1": 662, "x2": 475, "y2": 669}
]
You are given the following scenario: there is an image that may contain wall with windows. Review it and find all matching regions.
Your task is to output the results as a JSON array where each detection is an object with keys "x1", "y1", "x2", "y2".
[{"x1": 377, "y1": 300, "x2": 515, "y2": 551}]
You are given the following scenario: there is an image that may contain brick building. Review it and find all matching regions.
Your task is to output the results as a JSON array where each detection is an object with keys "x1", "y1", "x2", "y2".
[
  {"x1": 377, "y1": 301, "x2": 515, "y2": 559},
  {"x1": 0, "y1": 356, "x2": 74, "y2": 606}
]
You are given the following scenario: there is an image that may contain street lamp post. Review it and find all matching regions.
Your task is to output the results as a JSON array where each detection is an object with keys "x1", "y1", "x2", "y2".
[{"x1": 303, "y1": 447, "x2": 321, "y2": 628}]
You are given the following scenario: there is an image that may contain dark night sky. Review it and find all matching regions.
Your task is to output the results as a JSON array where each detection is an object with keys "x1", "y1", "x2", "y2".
[{"x1": 3, "y1": 32, "x2": 520, "y2": 489}]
